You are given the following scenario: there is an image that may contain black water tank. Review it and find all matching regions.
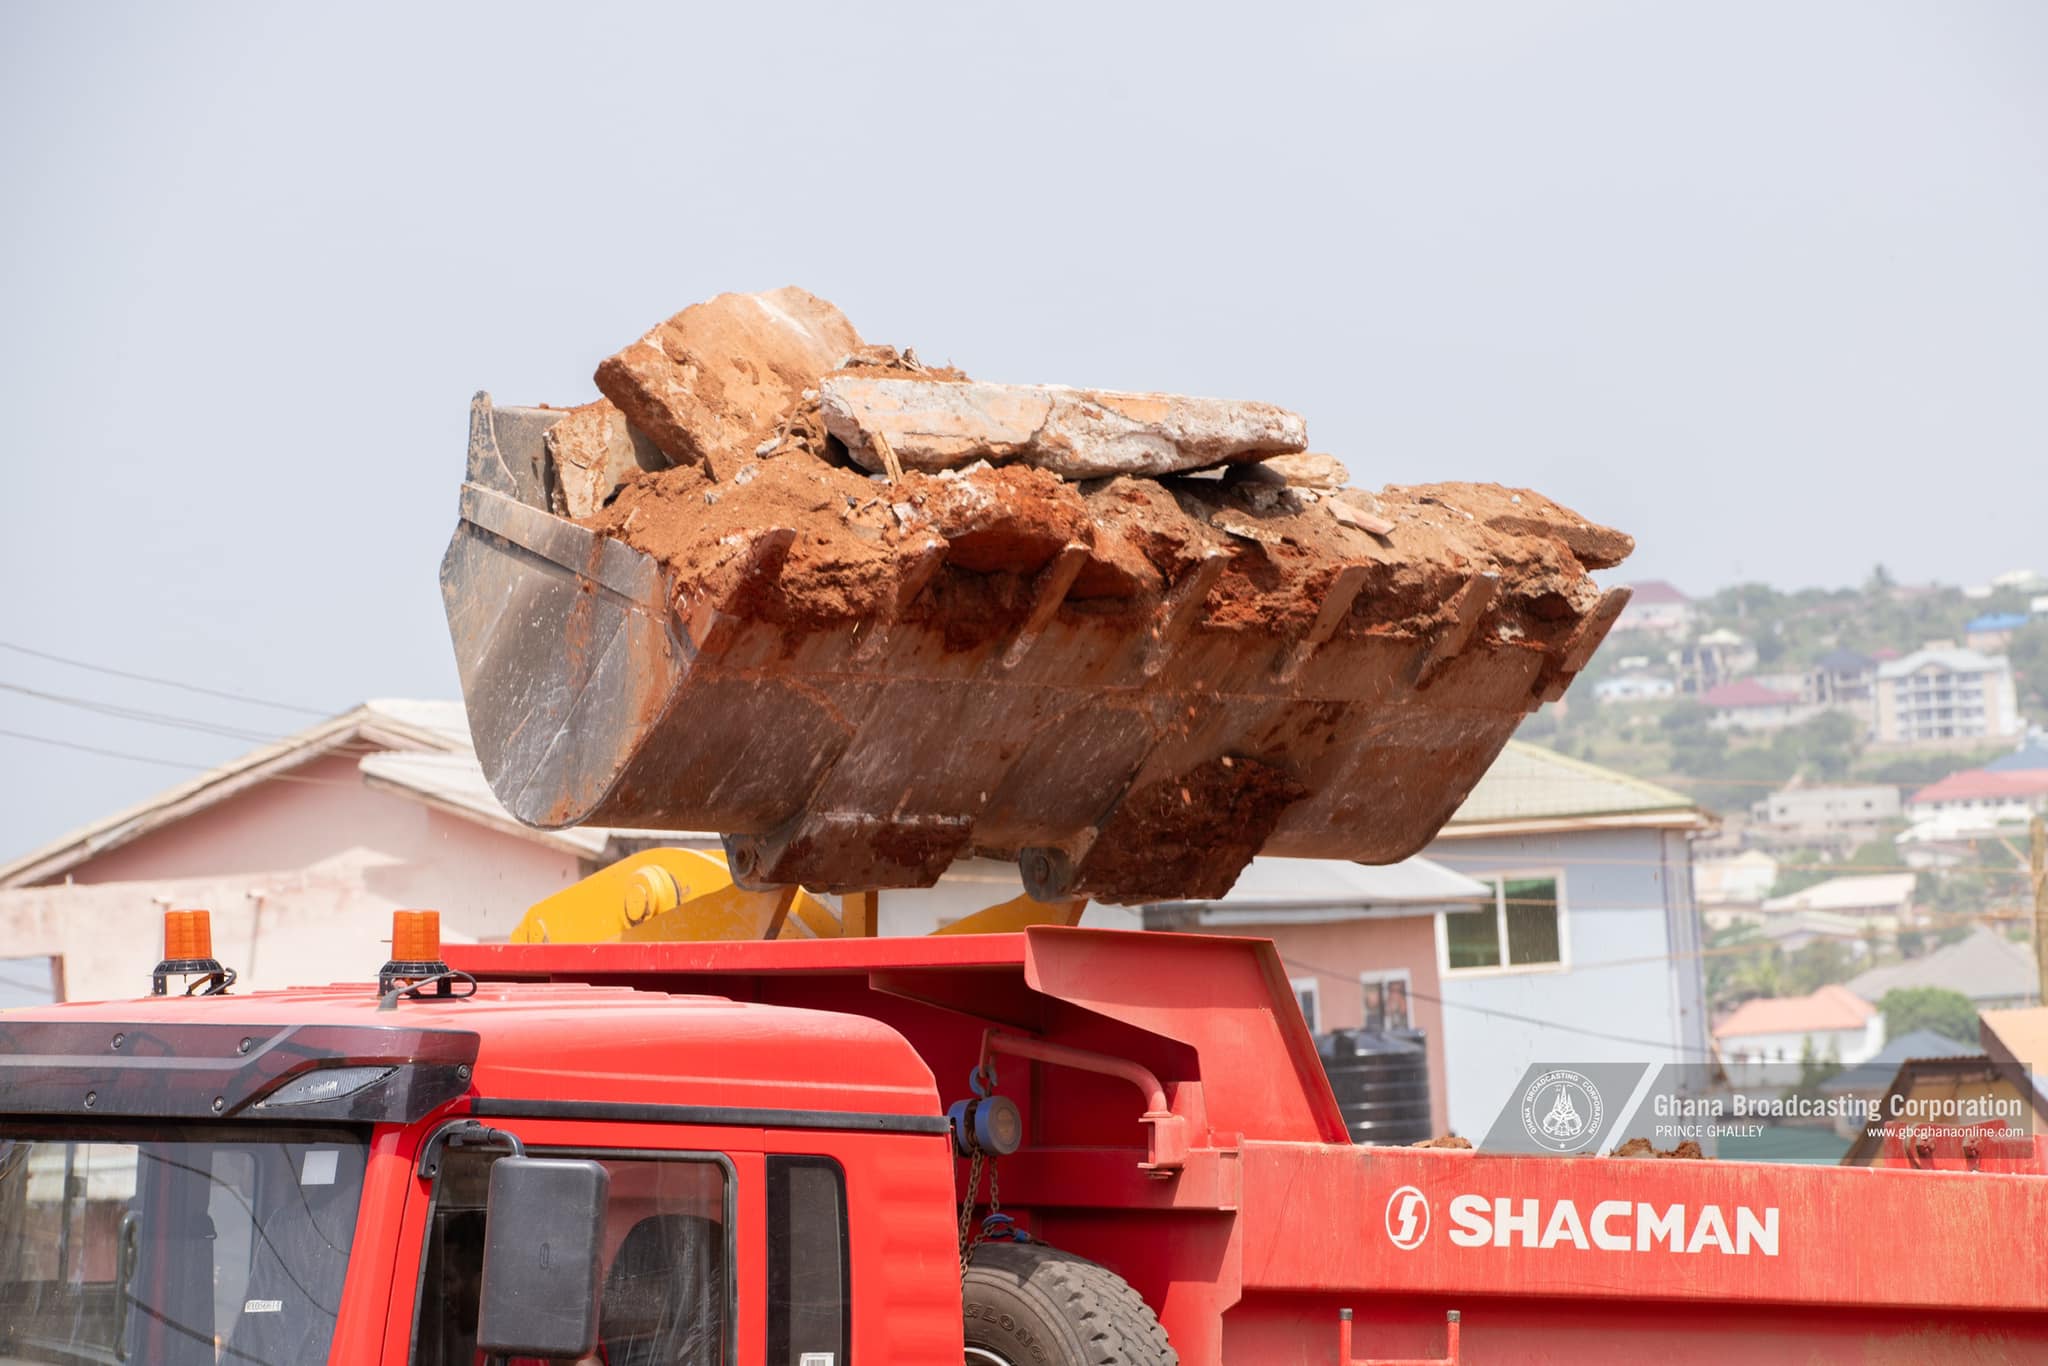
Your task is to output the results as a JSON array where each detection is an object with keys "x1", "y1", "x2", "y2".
[{"x1": 1317, "y1": 1028, "x2": 1433, "y2": 1146}]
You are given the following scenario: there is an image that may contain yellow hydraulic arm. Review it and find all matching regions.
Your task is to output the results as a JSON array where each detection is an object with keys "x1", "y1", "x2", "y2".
[{"x1": 512, "y1": 848, "x2": 1084, "y2": 945}]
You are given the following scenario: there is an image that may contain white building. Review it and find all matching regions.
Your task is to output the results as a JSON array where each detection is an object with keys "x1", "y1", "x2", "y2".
[
  {"x1": 1594, "y1": 673, "x2": 1676, "y2": 704},
  {"x1": 1758, "y1": 873, "x2": 1916, "y2": 933},
  {"x1": 1905, "y1": 768, "x2": 2048, "y2": 828},
  {"x1": 1694, "y1": 850, "x2": 1780, "y2": 908},
  {"x1": 1702, "y1": 679, "x2": 1819, "y2": 732},
  {"x1": 1873, "y1": 646, "x2": 2022, "y2": 746},
  {"x1": 1714, "y1": 984, "x2": 1886, "y2": 1081},
  {"x1": 1748, "y1": 784, "x2": 1901, "y2": 847}
]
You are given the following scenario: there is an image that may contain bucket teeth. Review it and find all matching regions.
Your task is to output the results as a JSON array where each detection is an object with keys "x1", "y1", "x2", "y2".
[
  {"x1": 1142, "y1": 550, "x2": 1230, "y2": 679},
  {"x1": 681, "y1": 527, "x2": 795, "y2": 659},
  {"x1": 1001, "y1": 542, "x2": 1089, "y2": 670},
  {"x1": 1276, "y1": 564, "x2": 1370, "y2": 683},
  {"x1": 1414, "y1": 573, "x2": 1500, "y2": 691}
]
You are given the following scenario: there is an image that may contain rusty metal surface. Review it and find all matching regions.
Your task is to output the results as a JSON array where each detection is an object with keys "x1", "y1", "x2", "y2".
[{"x1": 443, "y1": 395, "x2": 1624, "y2": 901}]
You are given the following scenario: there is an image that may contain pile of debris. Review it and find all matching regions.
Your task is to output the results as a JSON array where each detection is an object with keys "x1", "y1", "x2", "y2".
[{"x1": 542, "y1": 286, "x2": 1631, "y2": 654}]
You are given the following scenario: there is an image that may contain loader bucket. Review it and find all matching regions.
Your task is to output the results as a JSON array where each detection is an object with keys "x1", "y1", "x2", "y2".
[{"x1": 443, "y1": 394, "x2": 1628, "y2": 904}]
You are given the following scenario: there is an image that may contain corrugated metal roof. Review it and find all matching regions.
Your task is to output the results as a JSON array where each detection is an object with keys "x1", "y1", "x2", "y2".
[
  {"x1": 1909, "y1": 768, "x2": 2048, "y2": 806},
  {"x1": 1714, "y1": 984, "x2": 1876, "y2": 1040},
  {"x1": 0, "y1": 700, "x2": 477, "y2": 888},
  {"x1": 1625, "y1": 579, "x2": 1690, "y2": 605},
  {"x1": 1985, "y1": 744, "x2": 2048, "y2": 774},
  {"x1": 1702, "y1": 679, "x2": 1802, "y2": 708},
  {"x1": 1966, "y1": 612, "x2": 2030, "y2": 633},
  {"x1": 1444, "y1": 741, "x2": 1702, "y2": 830},
  {"x1": 1847, "y1": 927, "x2": 2040, "y2": 1006},
  {"x1": 1820, "y1": 1029, "x2": 1982, "y2": 1094},
  {"x1": 1760, "y1": 873, "x2": 1917, "y2": 914},
  {"x1": 1877, "y1": 645, "x2": 2005, "y2": 679},
  {"x1": 1150, "y1": 854, "x2": 1489, "y2": 924},
  {"x1": 358, "y1": 750, "x2": 714, "y2": 857}
]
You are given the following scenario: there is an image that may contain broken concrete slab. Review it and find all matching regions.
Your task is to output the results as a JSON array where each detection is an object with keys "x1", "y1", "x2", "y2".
[
  {"x1": 1254, "y1": 451, "x2": 1350, "y2": 489},
  {"x1": 594, "y1": 287, "x2": 862, "y2": 481},
  {"x1": 1325, "y1": 488, "x2": 1397, "y2": 536},
  {"x1": 818, "y1": 375, "x2": 1308, "y2": 480},
  {"x1": 543, "y1": 400, "x2": 667, "y2": 518}
]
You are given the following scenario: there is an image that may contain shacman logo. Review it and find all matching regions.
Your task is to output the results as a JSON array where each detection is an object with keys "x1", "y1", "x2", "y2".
[
  {"x1": 1384, "y1": 1190, "x2": 1782, "y2": 1256},
  {"x1": 1521, "y1": 1068, "x2": 1604, "y2": 1153},
  {"x1": 1384, "y1": 1185, "x2": 1430, "y2": 1251}
]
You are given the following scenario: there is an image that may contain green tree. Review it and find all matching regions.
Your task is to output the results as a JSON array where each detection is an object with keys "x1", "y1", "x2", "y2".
[
  {"x1": 1773, "y1": 709, "x2": 1862, "y2": 782},
  {"x1": 1878, "y1": 987, "x2": 1979, "y2": 1045},
  {"x1": 1784, "y1": 940, "x2": 1854, "y2": 994},
  {"x1": 1783, "y1": 1036, "x2": 1844, "y2": 1104},
  {"x1": 2009, "y1": 620, "x2": 2048, "y2": 714}
]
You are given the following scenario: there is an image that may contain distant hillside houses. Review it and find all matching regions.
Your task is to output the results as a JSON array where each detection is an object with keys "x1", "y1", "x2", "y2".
[
  {"x1": 1965, "y1": 611, "x2": 2031, "y2": 653},
  {"x1": 1906, "y1": 767, "x2": 2048, "y2": 828},
  {"x1": 1748, "y1": 783, "x2": 1901, "y2": 851},
  {"x1": 1675, "y1": 629, "x2": 1759, "y2": 695},
  {"x1": 1593, "y1": 672, "x2": 1675, "y2": 704},
  {"x1": 1701, "y1": 679, "x2": 1818, "y2": 732},
  {"x1": 1758, "y1": 873, "x2": 1917, "y2": 934},
  {"x1": 1592, "y1": 576, "x2": 2040, "y2": 765},
  {"x1": 1616, "y1": 580, "x2": 1696, "y2": 638},
  {"x1": 1804, "y1": 648, "x2": 1877, "y2": 724}
]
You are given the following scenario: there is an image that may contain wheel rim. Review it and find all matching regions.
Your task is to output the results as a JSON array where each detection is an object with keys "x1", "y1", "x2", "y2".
[{"x1": 965, "y1": 1349, "x2": 1013, "y2": 1366}]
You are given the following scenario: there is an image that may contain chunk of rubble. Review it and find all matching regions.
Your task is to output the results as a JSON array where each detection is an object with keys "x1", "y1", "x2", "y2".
[
  {"x1": 594, "y1": 287, "x2": 862, "y2": 481},
  {"x1": 543, "y1": 400, "x2": 667, "y2": 518},
  {"x1": 1390, "y1": 482, "x2": 1634, "y2": 571},
  {"x1": 1325, "y1": 489, "x2": 1396, "y2": 536},
  {"x1": 818, "y1": 375, "x2": 1308, "y2": 480},
  {"x1": 1252, "y1": 451, "x2": 1350, "y2": 489}
]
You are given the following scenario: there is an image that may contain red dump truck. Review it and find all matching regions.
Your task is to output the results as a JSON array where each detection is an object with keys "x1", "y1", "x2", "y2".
[{"x1": 1, "y1": 913, "x2": 2043, "y2": 1364}]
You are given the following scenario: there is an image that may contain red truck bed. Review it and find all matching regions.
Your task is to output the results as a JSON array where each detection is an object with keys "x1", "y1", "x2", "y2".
[{"x1": 451, "y1": 927, "x2": 2048, "y2": 1362}]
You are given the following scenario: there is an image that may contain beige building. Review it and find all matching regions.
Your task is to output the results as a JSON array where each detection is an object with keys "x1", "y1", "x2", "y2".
[
  {"x1": 1747, "y1": 783, "x2": 1902, "y2": 851},
  {"x1": 1873, "y1": 646, "x2": 2022, "y2": 746}
]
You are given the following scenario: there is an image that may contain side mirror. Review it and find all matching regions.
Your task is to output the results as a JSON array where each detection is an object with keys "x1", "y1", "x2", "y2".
[{"x1": 477, "y1": 1157, "x2": 610, "y2": 1361}]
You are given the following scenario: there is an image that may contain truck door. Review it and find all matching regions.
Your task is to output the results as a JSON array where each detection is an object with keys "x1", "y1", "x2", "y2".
[{"x1": 399, "y1": 1127, "x2": 851, "y2": 1366}]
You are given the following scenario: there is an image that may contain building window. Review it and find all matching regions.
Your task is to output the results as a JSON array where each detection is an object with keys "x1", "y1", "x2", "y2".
[
  {"x1": 1289, "y1": 976, "x2": 1322, "y2": 1032},
  {"x1": 1359, "y1": 970, "x2": 1413, "y2": 1031},
  {"x1": 1442, "y1": 874, "x2": 1566, "y2": 973}
]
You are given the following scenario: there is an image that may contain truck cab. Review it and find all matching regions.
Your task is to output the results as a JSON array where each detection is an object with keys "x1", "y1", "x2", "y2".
[{"x1": 0, "y1": 967, "x2": 961, "y2": 1365}]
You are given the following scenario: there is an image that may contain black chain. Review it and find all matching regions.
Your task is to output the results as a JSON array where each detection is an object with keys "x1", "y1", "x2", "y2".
[
  {"x1": 957, "y1": 1150, "x2": 984, "y2": 1275},
  {"x1": 957, "y1": 1146, "x2": 1005, "y2": 1276}
]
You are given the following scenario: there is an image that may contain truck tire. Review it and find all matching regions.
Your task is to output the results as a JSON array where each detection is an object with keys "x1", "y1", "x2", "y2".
[{"x1": 962, "y1": 1240, "x2": 1177, "y2": 1366}]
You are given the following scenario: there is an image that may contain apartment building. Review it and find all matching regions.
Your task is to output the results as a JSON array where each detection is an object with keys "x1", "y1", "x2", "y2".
[{"x1": 1873, "y1": 645, "x2": 2021, "y2": 746}]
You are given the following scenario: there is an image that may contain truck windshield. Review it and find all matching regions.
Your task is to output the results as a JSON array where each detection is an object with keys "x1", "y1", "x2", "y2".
[{"x1": 0, "y1": 1124, "x2": 366, "y2": 1366}]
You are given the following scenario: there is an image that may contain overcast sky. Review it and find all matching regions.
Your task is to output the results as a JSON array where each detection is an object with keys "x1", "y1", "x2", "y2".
[{"x1": 2, "y1": 1, "x2": 2043, "y2": 856}]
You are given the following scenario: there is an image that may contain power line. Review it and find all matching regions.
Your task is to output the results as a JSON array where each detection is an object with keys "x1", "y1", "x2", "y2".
[
  {"x1": 1278, "y1": 950, "x2": 1721, "y2": 1056},
  {"x1": 0, "y1": 728, "x2": 206, "y2": 770},
  {"x1": 0, "y1": 639, "x2": 330, "y2": 717},
  {"x1": 0, "y1": 680, "x2": 288, "y2": 745},
  {"x1": 0, "y1": 728, "x2": 357, "y2": 787}
]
